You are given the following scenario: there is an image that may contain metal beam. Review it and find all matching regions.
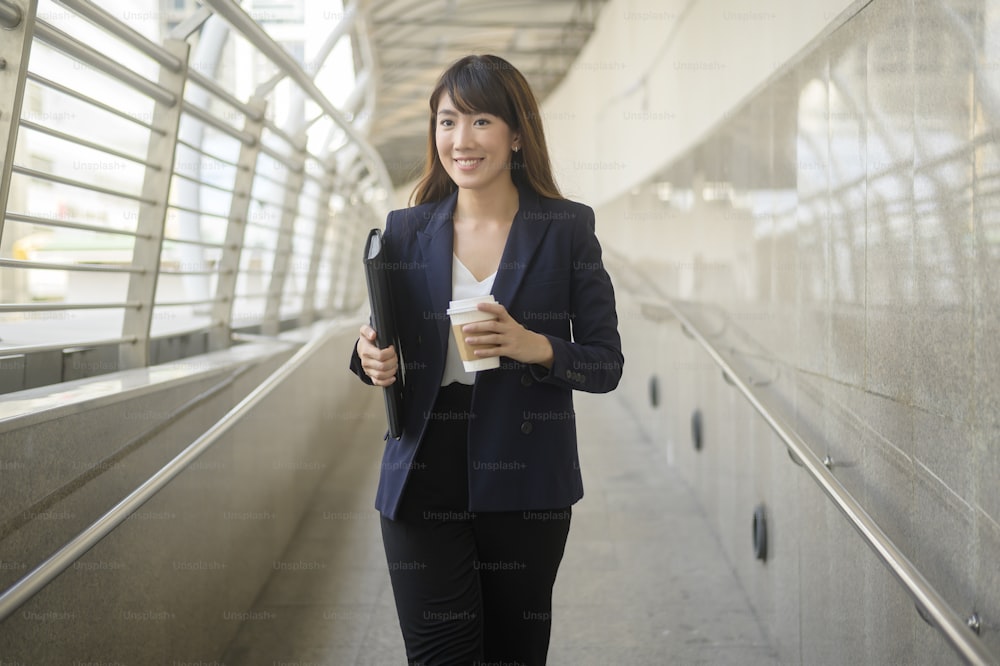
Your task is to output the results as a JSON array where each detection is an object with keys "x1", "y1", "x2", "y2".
[
  {"x1": 53, "y1": 0, "x2": 183, "y2": 72},
  {"x1": 119, "y1": 39, "x2": 190, "y2": 370},
  {"x1": 33, "y1": 20, "x2": 177, "y2": 106},
  {"x1": 201, "y1": 0, "x2": 391, "y2": 214},
  {"x1": 371, "y1": 18, "x2": 594, "y2": 30},
  {"x1": 0, "y1": 0, "x2": 36, "y2": 237},
  {"x1": 210, "y1": 96, "x2": 266, "y2": 350},
  {"x1": 0, "y1": 0, "x2": 23, "y2": 28},
  {"x1": 373, "y1": 41, "x2": 584, "y2": 57},
  {"x1": 261, "y1": 137, "x2": 306, "y2": 335},
  {"x1": 299, "y1": 170, "x2": 335, "y2": 325}
]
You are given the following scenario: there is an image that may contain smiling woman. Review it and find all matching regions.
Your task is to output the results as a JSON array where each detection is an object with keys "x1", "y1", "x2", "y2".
[
  {"x1": 411, "y1": 54, "x2": 562, "y2": 205},
  {"x1": 349, "y1": 54, "x2": 624, "y2": 665}
]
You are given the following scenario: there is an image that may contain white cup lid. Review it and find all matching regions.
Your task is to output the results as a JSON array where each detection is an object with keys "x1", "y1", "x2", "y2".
[{"x1": 447, "y1": 294, "x2": 496, "y2": 315}]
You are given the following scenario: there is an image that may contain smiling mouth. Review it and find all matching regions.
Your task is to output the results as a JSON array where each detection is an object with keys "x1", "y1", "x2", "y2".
[{"x1": 454, "y1": 158, "x2": 483, "y2": 169}]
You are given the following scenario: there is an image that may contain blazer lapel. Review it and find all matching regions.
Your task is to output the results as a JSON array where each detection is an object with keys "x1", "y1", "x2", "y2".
[
  {"x1": 414, "y1": 186, "x2": 552, "y2": 353},
  {"x1": 491, "y1": 187, "x2": 552, "y2": 308},
  {"x1": 417, "y1": 191, "x2": 458, "y2": 354}
]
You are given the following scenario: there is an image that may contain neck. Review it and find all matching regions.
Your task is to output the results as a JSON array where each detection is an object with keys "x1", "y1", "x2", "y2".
[{"x1": 454, "y1": 180, "x2": 519, "y2": 225}]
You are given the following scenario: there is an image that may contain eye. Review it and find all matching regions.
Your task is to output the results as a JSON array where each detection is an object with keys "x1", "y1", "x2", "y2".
[
  {"x1": 473, "y1": 118, "x2": 490, "y2": 127},
  {"x1": 439, "y1": 118, "x2": 454, "y2": 127}
]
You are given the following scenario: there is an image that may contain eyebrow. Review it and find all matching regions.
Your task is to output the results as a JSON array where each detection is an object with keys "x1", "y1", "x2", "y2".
[{"x1": 437, "y1": 109, "x2": 458, "y2": 116}]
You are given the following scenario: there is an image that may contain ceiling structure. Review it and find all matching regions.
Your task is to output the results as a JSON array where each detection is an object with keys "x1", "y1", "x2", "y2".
[{"x1": 360, "y1": 0, "x2": 608, "y2": 187}]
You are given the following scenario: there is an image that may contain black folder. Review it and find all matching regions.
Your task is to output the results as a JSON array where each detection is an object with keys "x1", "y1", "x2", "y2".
[{"x1": 363, "y1": 228, "x2": 404, "y2": 439}]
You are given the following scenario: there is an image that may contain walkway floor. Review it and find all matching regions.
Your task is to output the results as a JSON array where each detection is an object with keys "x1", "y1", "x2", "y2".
[{"x1": 221, "y1": 390, "x2": 778, "y2": 665}]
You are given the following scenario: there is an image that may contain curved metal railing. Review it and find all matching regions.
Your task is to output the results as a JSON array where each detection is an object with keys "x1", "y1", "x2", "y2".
[
  {"x1": 635, "y1": 289, "x2": 996, "y2": 666},
  {"x1": 0, "y1": 0, "x2": 388, "y2": 387},
  {"x1": 0, "y1": 320, "x2": 349, "y2": 623}
]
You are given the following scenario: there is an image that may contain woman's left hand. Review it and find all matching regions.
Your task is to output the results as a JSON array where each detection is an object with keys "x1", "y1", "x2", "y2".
[{"x1": 462, "y1": 302, "x2": 554, "y2": 368}]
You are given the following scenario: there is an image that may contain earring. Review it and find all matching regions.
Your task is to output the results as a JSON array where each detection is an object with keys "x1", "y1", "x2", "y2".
[{"x1": 513, "y1": 145, "x2": 520, "y2": 153}]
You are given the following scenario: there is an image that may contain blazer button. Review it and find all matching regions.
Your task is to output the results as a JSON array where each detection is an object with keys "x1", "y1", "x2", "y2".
[
  {"x1": 520, "y1": 421, "x2": 533, "y2": 435},
  {"x1": 520, "y1": 373, "x2": 533, "y2": 387}
]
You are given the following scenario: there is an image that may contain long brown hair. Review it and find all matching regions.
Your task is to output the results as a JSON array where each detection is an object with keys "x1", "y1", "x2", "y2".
[{"x1": 410, "y1": 54, "x2": 562, "y2": 205}]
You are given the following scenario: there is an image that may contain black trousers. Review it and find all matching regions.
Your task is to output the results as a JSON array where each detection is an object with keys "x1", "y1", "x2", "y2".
[{"x1": 380, "y1": 382, "x2": 572, "y2": 666}]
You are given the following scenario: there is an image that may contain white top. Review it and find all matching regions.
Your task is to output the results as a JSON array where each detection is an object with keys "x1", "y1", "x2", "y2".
[{"x1": 441, "y1": 254, "x2": 497, "y2": 386}]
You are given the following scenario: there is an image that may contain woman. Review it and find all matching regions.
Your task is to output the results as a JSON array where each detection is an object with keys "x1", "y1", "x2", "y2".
[{"x1": 350, "y1": 54, "x2": 623, "y2": 665}]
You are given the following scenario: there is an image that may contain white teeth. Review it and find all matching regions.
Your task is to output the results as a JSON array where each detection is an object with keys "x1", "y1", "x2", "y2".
[{"x1": 456, "y1": 159, "x2": 480, "y2": 166}]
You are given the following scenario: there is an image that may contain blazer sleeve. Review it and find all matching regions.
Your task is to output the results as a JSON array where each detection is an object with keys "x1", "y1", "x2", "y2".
[
  {"x1": 529, "y1": 208, "x2": 624, "y2": 393},
  {"x1": 348, "y1": 212, "x2": 396, "y2": 386},
  {"x1": 349, "y1": 334, "x2": 375, "y2": 386}
]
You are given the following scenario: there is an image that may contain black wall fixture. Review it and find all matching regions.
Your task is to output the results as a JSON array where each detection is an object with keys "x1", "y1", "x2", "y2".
[
  {"x1": 753, "y1": 504, "x2": 768, "y2": 561},
  {"x1": 649, "y1": 375, "x2": 659, "y2": 407},
  {"x1": 691, "y1": 409, "x2": 703, "y2": 451}
]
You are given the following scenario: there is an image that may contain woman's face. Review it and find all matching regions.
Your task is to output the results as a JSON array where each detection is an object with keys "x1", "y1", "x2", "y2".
[{"x1": 435, "y1": 93, "x2": 519, "y2": 194}]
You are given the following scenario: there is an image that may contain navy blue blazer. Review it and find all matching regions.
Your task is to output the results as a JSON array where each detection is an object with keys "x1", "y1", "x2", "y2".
[{"x1": 350, "y1": 185, "x2": 623, "y2": 520}]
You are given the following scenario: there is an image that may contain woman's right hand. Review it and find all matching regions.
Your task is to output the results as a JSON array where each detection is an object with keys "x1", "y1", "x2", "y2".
[{"x1": 357, "y1": 324, "x2": 398, "y2": 386}]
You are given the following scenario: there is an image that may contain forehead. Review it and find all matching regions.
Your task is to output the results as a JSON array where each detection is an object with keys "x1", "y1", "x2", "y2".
[{"x1": 435, "y1": 92, "x2": 494, "y2": 116}]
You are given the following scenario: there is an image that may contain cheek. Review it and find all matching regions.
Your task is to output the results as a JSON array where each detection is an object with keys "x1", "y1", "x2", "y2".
[{"x1": 435, "y1": 131, "x2": 450, "y2": 156}]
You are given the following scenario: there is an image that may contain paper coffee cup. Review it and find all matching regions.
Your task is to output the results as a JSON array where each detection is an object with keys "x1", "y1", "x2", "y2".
[{"x1": 447, "y1": 295, "x2": 501, "y2": 372}]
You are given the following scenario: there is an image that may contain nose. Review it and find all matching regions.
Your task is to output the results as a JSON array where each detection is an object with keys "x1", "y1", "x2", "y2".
[{"x1": 453, "y1": 119, "x2": 474, "y2": 150}]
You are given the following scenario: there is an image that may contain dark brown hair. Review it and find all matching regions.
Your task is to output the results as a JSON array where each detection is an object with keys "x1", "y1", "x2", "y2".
[{"x1": 410, "y1": 54, "x2": 562, "y2": 205}]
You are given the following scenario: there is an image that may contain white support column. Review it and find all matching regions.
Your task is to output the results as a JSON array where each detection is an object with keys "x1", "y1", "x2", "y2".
[
  {"x1": 299, "y1": 166, "x2": 335, "y2": 326},
  {"x1": 209, "y1": 95, "x2": 266, "y2": 350},
  {"x1": 337, "y1": 198, "x2": 371, "y2": 313},
  {"x1": 328, "y1": 199, "x2": 357, "y2": 313},
  {"x1": 0, "y1": 0, "x2": 37, "y2": 235},
  {"x1": 119, "y1": 39, "x2": 190, "y2": 370},
  {"x1": 261, "y1": 139, "x2": 306, "y2": 335}
]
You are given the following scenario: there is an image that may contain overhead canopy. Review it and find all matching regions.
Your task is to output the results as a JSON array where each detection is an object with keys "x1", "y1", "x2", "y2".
[{"x1": 362, "y1": 0, "x2": 608, "y2": 187}]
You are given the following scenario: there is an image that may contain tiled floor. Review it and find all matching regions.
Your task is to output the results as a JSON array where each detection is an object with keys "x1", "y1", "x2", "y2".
[{"x1": 221, "y1": 391, "x2": 778, "y2": 665}]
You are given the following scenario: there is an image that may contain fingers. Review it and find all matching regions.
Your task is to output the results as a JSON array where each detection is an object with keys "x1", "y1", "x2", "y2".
[
  {"x1": 357, "y1": 328, "x2": 398, "y2": 385},
  {"x1": 363, "y1": 350, "x2": 398, "y2": 385},
  {"x1": 463, "y1": 321, "x2": 506, "y2": 356},
  {"x1": 476, "y1": 302, "x2": 507, "y2": 318}
]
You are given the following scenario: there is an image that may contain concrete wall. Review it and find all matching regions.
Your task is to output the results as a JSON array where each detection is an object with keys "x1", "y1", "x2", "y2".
[
  {"x1": 0, "y1": 321, "x2": 381, "y2": 663},
  {"x1": 545, "y1": 0, "x2": 1000, "y2": 663}
]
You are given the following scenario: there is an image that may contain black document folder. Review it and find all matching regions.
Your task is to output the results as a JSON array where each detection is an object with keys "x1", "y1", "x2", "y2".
[{"x1": 363, "y1": 228, "x2": 404, "y2": 439}]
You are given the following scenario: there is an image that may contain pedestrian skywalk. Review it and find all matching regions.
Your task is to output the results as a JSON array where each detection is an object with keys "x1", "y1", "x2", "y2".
[{"x1": 221, "y1": 390, "x2": 778, "y2": 665}]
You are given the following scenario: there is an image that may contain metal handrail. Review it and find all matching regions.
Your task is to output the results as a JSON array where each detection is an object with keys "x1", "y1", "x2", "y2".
[
  {"x1": 11, "y1": 166, "x2": 155, "y2": 204},
  {"x1": 159, "y1": 236, "x2": 227, "y2": 250},
  {"x1": 0, "y1": 336, "x2": 138, "y2": 357},
  {"x1": 0, "y1": 259, "x2": 141, "y2": 274},
  {"x1": 0, "y1": 0, "x2": 21, "y2": 29},
  {"x1": 0, "y1": 326, "x2": 348, "y2": 622},
  {"x1": 175, "y1": 139, "x2": 244, "y2": 167},
  {"x1": 159, "y1": 269, "x2": 224, "y2": 277},
  {"x1": 258, "y1": 143, "x2": 303, "y2": 173},
  {"x1": 154, "y1": 297, "x2": 219, "y2": 308},
  {"x1": 165, "y1": 202, "x2": 229, "y2": 219},
  {"x1": 2, "y1": 212, "x2": 148, "y2": 238},
  {"x1": 0, "y1": 302, "x2": 140, "y2": 312},
  {"x1": 2, "y1": 0, "x2": 381, "y2": 385},
  {"x1": 637, "y1": 294, "x2": 995, "y2": 666},
  {"x1": 181, "y1": 101, "x2": 256, "y2": 145},
  {"x1": 185, "y1": 69, "x2": 263, "y2": 122},
  {"x1": 25, "y1": 72, "x2": 165, "y2": 134},
  {"x1": 53, "y1": 0, "x2": 183, "y2": 72},
  {"x1": 0, "y1": 323, "x2": 338, "y2": 623},
  {"x1": 18, "y1": 120, "x2": 159, "y2": 169},
  {"x1": 170, "y1": 170, "x2": 240, "y2": 195},
  {"x1": 33, "y1": 20, "x2": 177, "y2": 107}
]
